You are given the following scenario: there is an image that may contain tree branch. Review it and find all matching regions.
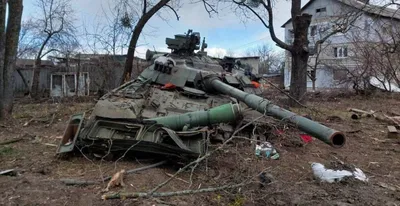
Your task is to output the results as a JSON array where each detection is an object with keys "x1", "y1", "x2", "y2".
[
  {"x1": 202, "y1": 0, "x2": 217, "y2": 17},
  {"x1": 143, "y1": 0, "x2": 147, "y2": 16},
  {"x1": 102, "y1": 183, "x2": 248, "y2": 200},
  {"x1": 314, "y1": 11, "x2": 362, "y2": 48},
  {"x1": 164, "y1": 4, "x2": 179, "y2": 20},
  {"x1": 233, "y1": 0, "x2": 292, "y2": 52},
  {"x1": 264, "y1": 0, "x2": 292, "y2": 51},
  {"x1": 40, "y1": 48, "x2": 60, "y2": 58}
]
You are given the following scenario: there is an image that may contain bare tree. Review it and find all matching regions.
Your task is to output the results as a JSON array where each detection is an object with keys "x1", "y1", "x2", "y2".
[
  {"x1": 24, "y1": 0, "x2": 78, "y2": 99},
  {"x1": 118, "y1": 0, "x2": 180, "y2": 85},
  {"x1": 331, "y1": 21, "x2": 400, "y2": 93},
  {"x1": 251, "y1": 44, "x2": 283, "y2": 74},
  {"x1": 232, "y1": 0, "x2": 361, "y2": 106},
  {"x1": 118, "y1": 0, "x2": 218, "y2": 85},
  {"x1": 82, "y1": 3, "x2": 132, "y2": 56},
  {"x1": 306, "y1": 38, "x2": 332, "y2": 92},
  {"x1": 0, "y1": 0, "x2": 23, "y2": 119}
]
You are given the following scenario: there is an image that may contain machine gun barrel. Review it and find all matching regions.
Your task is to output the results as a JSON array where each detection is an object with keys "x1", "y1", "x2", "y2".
[{"x1": 205, "y1": 76, "x2": 346, "y2": 148}]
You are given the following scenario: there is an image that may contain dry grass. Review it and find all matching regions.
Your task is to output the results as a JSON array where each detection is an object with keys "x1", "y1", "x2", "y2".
[{"x1": 0, "y1": 93, "x2": 399, "y2": 205}]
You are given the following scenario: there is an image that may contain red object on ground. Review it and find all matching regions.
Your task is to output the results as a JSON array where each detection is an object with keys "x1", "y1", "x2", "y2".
[
  {"x1": 251, "y1": 81, "x2": 260, "y2": 88},
  {"x1": 275, "y1": 130, "x2": 284, "y2": 135},
  {"x1": 161, "y1": 83, "x2": 176, "y2": 89},
  {"x1": 300, "y1": 134, "x2": 313, "y2": 143}
]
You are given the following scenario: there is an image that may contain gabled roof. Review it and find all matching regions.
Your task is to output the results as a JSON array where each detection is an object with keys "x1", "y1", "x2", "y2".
[{"x1": 281, "y1": 0, "x2": 400, "y2": 28}]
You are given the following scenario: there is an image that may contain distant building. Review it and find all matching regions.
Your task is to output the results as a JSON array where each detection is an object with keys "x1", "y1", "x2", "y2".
[
  {"x1": 213, "y1": 56, "x2": 261, "y2": 74},
  {"x1": 13, "y1": 54, "x2": 150, "y2": 97},
  {"x1": 281, "y1": 0, "x2": 400, "y2": 90},
  {"x1": 16, "y1": 59, "x2": 54, "y2": 68}
]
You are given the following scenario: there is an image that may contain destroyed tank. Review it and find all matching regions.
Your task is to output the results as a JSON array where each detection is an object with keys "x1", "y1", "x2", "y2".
[{"x1": 56, "y1": 29, "x2": 346, "y2": 160}]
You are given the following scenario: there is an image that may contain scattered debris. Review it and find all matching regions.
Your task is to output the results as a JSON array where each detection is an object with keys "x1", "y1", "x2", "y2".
[
  {"x1": 43, "y1": 143, "x2": 58, "y2": 147},
  {"x1": 165, "y1": 172, "x2": 189, "y2": 184},
  {"x1": 101, "y1": 183, "x2": 247, "y2": 200},
  {"x1": 373, "y1": 113, "x2": 400, "y2": 126},
  {"x1": 377, "y1": 182, "x2": 399, "y2": 191},
  {"x1": 60, "y1": 160, "x2": 167, "y2": 186},
  {"x1": 0, "y1": 169, "x2": 17, "y2": 176},
  {"x1": 326, "y1": 115, "x2": 343, "y2": 122},
  {"x1": 370, "y1": 76, "x2": 400, "y2": 93},
  {"x1": 311, "y1": 162, "x2": 368, "y2": 183},
  {"x1": 348, "y1": 108, "x2": 373, "y2": 120},
  {"x1": 103, "y1": 169, "x2": 126, "y2": 192},
  {"x1": 258, "y1": 172, "x2": 273, "y2": 188},
  {"x1": 387, "y1": 126, "x2": 399, "y2": 139},
  {"x1": 255, "y1": 142, "x2": 279, "y2": 159},
  {"x1": 349, "y1": 108, "x2": 373, "y2": 117},
  {"x1": 300, "y1": 134, "x2": 313, "y2": 143}
]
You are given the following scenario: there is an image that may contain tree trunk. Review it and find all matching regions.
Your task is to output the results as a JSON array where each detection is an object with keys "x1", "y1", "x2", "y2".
[
  {"x1": 289, "y1": 13, "x2": 312, "y2": 106},
  {"x1": 312, "y1": 79, "x2": 316, "y2": 92},
  {"x1": 30, "y1": 59, "x2": 41, "y2": 99},
  {"x1": 31, "y1": 34, "x2": 52, "y2": 99},
  {"x1": 1, "y1": 0, "x2": 23, "y2": 118},
  {"x1": 121, "y1": 24, "x2": 142, "y2": 85},
  {"x1": 119, "y1": 0, "x2": 170, "y2": 86},
  {"x1": 289, "y1": 51, "x2": 309, "y2": 104},
  {"x1": 0, "y1": 0, "x2": 6, "y2": 119},
  {"x1": 76, "y1": 53, "x2": 81, "y2": 96}
]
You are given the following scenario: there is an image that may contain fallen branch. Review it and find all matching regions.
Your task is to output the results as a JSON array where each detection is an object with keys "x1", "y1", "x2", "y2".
[
  {"x1": 165, "y1": 172, "x2": 189, "y2": 184},
  {"x1": 101, "y1": 182, "x2": 247, "y2": 200},
  {"x1": 348, "y1": 108, "x2": 373, "y2": 117},
  {"x1": 60, "y1": 160, "x2": 167, "y2": 186},
  {"x1": 0, "y1": 138, "x2": 24, "y2": 146}
]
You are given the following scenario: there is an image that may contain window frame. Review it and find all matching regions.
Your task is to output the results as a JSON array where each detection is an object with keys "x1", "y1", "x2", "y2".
[{"x1": 333, "y1": 46, "x2": 348, "y2": 58}]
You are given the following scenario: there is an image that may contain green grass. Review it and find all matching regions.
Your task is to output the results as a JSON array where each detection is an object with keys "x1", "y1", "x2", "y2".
[{"x1": 0, "y1": 146, "x2": 18, "y2": 157}]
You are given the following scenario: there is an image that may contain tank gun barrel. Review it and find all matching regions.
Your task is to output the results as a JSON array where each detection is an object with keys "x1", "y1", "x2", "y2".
[
  {"x1": 204, "y1": 76, "x2": 346, "y2": 148},
  {"x1": 146, "y1": 103, "x2": 242, "y2": 131}
]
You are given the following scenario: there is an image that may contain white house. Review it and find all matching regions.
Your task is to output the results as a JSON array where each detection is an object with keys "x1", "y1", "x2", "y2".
[{"x1": 281, "y1": 0, "x2": 400, "y2": 90}]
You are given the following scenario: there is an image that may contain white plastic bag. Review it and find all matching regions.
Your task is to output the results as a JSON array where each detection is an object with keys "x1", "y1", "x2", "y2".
[{"x1": 311, "y1": 162, "x2": 368, "y2": 183}]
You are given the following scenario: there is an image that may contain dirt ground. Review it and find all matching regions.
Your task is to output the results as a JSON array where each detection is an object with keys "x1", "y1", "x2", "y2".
[{"x1": 0, "y1": 92, "x2": 399, "y2": 206}]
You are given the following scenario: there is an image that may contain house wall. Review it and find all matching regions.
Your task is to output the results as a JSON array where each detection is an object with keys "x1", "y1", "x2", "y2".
[
  {"x1": 12, "y1": 62, "x2": 145, "y2": 96},
  {"x1": 238, "y1": 58, "x2": 260, "y2": 74},
  {"x1": 283, "y1": 0, "x2": 400, "y2": 90}
]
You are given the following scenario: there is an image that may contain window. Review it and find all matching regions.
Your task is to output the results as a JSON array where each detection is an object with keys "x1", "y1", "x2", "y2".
[
  {"x1": 333, "y1": 46, "x2": 348, "y2": 58},
  {"x1": 310, "y1": 26, "x2": 317, "y2": 36},
  {"x1": 316, "y1": 7, "x2": 326, "y2": 13},
  {"x1": 307, "y1": 70, "x2": 316, "y2": 81}
]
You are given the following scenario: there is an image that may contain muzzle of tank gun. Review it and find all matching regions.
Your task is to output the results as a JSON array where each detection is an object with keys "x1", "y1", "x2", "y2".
[{"x1": 202, "y1": 75, "x2": 346, "y2": 148}]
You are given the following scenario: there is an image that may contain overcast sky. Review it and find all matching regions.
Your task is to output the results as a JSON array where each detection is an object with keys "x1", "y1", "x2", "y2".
[
  {"x1": 20, "y1": 0, "x2": 391, "y2": 58},
  {"x1": 20, "y1": 0, "x2": 303, "y2": 58}
]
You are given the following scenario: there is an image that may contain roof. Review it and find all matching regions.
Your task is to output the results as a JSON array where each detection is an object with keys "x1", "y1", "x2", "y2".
[
  {"x1": 16, "y1": 59, "x2": 54, "y2": 66},
  {"x1": 281, "y1": 0, "x2": 400, "y2": 27},
  {"x1": 225, "y1": 56, "x2": 260, "y2": 60}
]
